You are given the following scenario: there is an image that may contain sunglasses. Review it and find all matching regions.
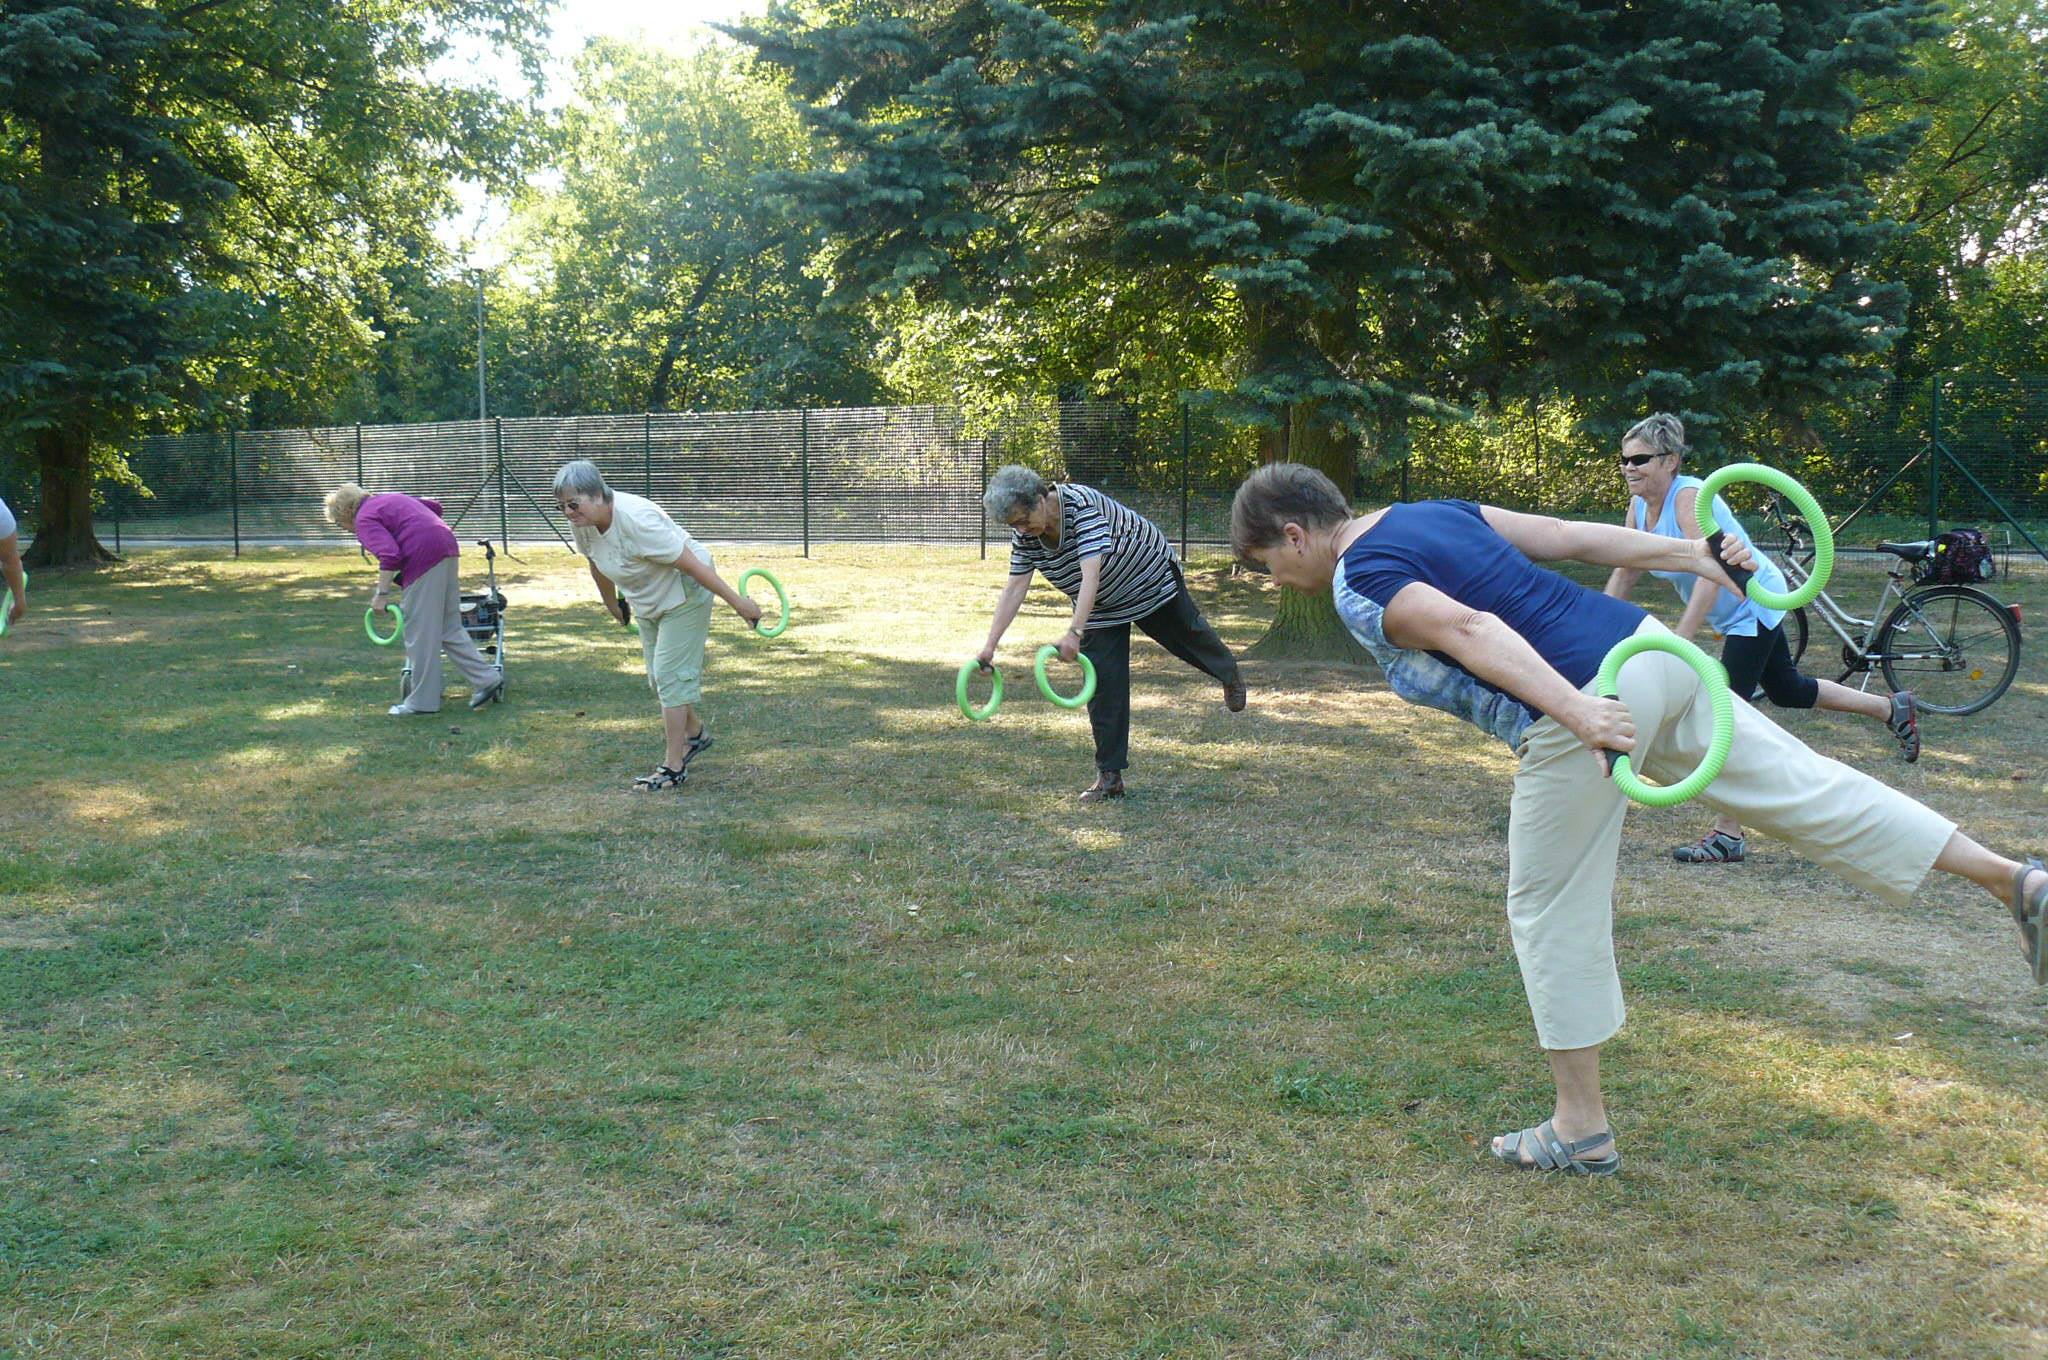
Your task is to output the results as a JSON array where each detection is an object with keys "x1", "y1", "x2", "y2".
[{"x1": 1618, "y1": 452, "x2": 1668, "y2": 468}]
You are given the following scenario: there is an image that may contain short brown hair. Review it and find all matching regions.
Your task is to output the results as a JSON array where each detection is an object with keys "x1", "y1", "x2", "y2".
[{"x1": 1230, "y1": 462, "x2": 1352, "y2": 561}]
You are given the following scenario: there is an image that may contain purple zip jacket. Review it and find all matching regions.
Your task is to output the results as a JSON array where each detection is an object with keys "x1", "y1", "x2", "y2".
[{"x1": 354, "y1": 494, "x2": 459, "y2": 586}]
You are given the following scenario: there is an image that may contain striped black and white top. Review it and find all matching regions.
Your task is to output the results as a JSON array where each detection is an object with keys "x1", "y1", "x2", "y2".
[{"x1": 1009, "y1": 483, "x2": 1181, "y2": 627}]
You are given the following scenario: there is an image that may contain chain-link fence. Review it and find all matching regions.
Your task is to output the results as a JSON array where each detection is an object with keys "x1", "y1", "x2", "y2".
[{"x1": 5, "y1": 377, "x2": 2043, "y2": 560}]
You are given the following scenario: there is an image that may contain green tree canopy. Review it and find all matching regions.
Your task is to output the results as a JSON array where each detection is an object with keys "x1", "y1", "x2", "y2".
[
  {"x1": 0, "y1": 0, "x2": 541, "y2": 563},
  {"x1": 493, "y1": 38, "x2": 884, "y2": 417},
  {"x1": 1857, "y1": 0, "x2": 2048, "y2": 384}
]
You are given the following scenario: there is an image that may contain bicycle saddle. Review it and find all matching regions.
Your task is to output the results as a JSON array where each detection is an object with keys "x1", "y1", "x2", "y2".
[{"x1": 1876, "y1": 540, "x2": 1934, "y2": 562}]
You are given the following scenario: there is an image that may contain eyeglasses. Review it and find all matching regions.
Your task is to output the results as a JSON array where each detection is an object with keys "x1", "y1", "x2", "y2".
[{"x1": 1618, "y1": 452, "x2": 1667, "y2": 468}]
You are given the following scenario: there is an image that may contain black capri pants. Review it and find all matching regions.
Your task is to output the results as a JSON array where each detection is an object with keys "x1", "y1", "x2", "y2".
[
  {"x1": 1721, "y1": 622, "x2": 1818, "y2": 709},
  {"x1": 1079, "y1": 579, "x2": 1241, "y2": 773}
]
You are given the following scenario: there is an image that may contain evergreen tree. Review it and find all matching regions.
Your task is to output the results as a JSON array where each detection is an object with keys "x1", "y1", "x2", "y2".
[{"x1": 742, "y1": 0, "x2": 1934, "y2": 652}]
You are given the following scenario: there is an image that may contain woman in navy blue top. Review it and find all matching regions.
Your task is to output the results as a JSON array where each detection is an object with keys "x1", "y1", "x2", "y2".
[{"x1": 1230, "y1": 462, "x2": 2048, "y2": 1177}]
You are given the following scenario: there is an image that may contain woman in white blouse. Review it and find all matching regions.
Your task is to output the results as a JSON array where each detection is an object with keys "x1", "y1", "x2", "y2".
[{"x1": 552, "y1": 460, "x2": 761, "y2": 790}]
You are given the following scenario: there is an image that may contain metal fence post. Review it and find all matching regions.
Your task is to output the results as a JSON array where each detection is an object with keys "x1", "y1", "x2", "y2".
[
  {"x1": 1178, "y1": 397, "x2": 1190, "y2": 556},
  {"x1": 354, "y1": 422, "x2": 364, "y2": 488},
  {"x1": 978, "y1": 435, "x2": 988, "y2": 560},
  {"x1": 229, "y1": 429, "x2": 240, "y2": 558},
  {"x1": 643, "y1": 411, "x2": 653, "y2": 497},
  {"x1": 800, "y1": 407, "x2": 811, "y2": 558},
  {"x1": 1928, "y1": 378, "x2": 1942, "y2": 539},
  {"x1": 495, "y1": 416, "x2": 508, "y2": 550}
]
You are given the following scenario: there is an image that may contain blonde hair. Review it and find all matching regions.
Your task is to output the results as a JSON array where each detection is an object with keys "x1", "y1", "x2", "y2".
[{"x1": 323, "y1": 481, "x2": 371, "y2": 528}]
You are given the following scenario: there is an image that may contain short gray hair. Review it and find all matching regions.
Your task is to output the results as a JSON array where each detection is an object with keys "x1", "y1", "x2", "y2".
[
  {"x1": 983, "y1": 465, "x2": 1050, "y2": 523},
  {"x1": 551, "y1": 459, "x2": 612, "y2": 504},
  {"x1": 1622, "y1": 413, "x2": 1687, "y2": 459}
]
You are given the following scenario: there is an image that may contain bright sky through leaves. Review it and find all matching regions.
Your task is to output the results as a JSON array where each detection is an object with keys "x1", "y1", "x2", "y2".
[{"x1": 443, "y1": 0, "x2": 764, "y2": 263}]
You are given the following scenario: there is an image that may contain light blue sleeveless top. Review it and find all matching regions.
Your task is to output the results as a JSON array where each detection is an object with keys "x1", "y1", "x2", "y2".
[{"x1": 1630, "y1": 475, "x2": 1785, "y2": 637}]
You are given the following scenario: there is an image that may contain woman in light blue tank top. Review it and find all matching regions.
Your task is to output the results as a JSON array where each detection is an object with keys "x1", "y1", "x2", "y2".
[
  {"x1": 1632, "y1": 474, "x2": 1788, "y2": 639},
  {"x1": 1603, "y1": 414, "x2": 1921, "y2": 864}
]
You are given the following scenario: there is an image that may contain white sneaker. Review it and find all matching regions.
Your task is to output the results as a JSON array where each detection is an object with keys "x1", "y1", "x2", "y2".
[{"x1": 388, "y1": 703, "x2": 433, "y2": 716}]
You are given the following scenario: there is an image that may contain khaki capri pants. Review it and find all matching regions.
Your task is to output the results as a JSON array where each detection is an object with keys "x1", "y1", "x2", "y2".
[
  {"x1": 635, "y1": 559, "x2": 715, "y2": 709},
  {"x1": 1507, "y1": 618, "x2": 1955, "y2": 1051}
]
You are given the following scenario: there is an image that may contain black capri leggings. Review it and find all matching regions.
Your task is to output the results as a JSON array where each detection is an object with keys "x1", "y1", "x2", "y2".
[{"x1": 1721, "y1": 623, "x2": 1819, "y2": 709}]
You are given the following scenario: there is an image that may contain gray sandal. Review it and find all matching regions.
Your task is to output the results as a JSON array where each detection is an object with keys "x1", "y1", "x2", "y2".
[
  {"x1": 2013, "y1": 857, "x2": 2047, "y2": 986},
  {"x1": 1673, "y1": 830, "x2": 1746, "y2": 864},
  {"x1": 1491, "y1": 1120, "x2": 1620, "y2": 1176},
  {"x1": 1887, "y1": 690, "x2": 1920, "y2": 763}
]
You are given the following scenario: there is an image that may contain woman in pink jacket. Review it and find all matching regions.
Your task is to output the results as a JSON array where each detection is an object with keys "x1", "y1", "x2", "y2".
[{"x1": 323, "y1": 482, "x2": 503, "y2": 715}]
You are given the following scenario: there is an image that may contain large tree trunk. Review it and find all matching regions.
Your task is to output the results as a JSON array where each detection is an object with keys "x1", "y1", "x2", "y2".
[
  {"x1": 1244, "y1": 405, "x2": 1368, "y2": 660},
  {"x1": 23, "y1": 425, "x2": 116, "y2": 567}
]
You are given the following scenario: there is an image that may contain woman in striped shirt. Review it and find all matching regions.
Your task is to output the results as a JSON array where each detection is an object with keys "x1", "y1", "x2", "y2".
[{"x1": 978, "y1": 466, "x2": 1247, "y2": 801}]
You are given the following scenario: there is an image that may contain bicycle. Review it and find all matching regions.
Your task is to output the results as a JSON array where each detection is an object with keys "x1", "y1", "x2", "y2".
[{"x1": 1756, "y1": 496, "x2": 2023, "y2": 716}]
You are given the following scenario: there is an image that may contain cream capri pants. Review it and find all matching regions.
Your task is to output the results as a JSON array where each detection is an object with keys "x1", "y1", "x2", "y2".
[
  {"x1": 635, "y1": 564, "x2": 715, "y2": 709},
  {"x1": 1507, "y1": 617, "x2": 1955, "y2": 1051}
]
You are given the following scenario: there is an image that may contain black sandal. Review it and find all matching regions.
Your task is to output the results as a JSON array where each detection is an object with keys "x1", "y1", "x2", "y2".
[
  {"x1": 632, "y1": 766, "x2": 686, "y2": 791},
  {"x1": 675, "y1": 726, "x2": 714, "y2": 773}
]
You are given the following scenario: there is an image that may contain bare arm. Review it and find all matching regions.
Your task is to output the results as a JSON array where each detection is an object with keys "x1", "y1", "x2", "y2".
[
  {"x1": 1481, "y1": 505, "x2": 1747, "y2": 591},
  {"x1": 673, "y1": 547, "x2": 761, "y2": 624},
  {"x1": 1602, "y1": 504, "x2": 1643, "y2": 600},
  {"x1": 588, "y1": 558, "x2": 626, "y2": 623},
  {"x1": 1671, "y1": 574, "x2": 1718, "y2": 640},
  {"x1": 1668, "y1": 487, "x2": 1731, "y2": 641},
  {"x1": 1062, "y1": 555, "x2": 1104, "y2": 645},
  {"x1": 1381, "y1": 580, "x2": 1637, "y2": 759},
  {"x1": 979, "y1": 571, "x2": 1033, "y2": 664},
  {"x1": 0, "y1": 533, "x2": 24, "y2": 626}
]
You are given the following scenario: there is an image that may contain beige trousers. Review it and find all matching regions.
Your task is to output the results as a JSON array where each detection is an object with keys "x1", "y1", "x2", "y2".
[
  {"x1": 399, "y1": 556, "x2": 498, "y2": 712},
  {"x1": 1507, "y1": 618, "x2": 1955, "y2": 1050}
]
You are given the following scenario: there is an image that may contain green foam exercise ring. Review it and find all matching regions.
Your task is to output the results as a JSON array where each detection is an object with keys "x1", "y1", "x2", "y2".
[
  {"x1": 365, "y1": 603, "x2": 404, "y2": 646},
  {"x1": 1035, "y1": 645, "x2": 1097, "y2": 709},
  {"x1": 1594, "y1": 632, "x2": 1735, "y2": 807},
  {"x1": 0, "y1": 569, "x2": 24, "y2": 638},
  {"x1": 739, "y1": 568, "x2": 789, "y2": 638},
  {"x1": 1695, "y1": 462, "x2": 1832, "y2": 611},
  {"x1": 957, "y1": 660, "x2": 1003, "y2": 721}
]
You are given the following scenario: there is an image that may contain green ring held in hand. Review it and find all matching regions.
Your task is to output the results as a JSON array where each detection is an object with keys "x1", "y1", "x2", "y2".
[
  {"x1": 365, "y1": 603, "x2": 403, "y2": 646},
  {"x1": 0, "y1": 569, "x2": 23, "y2": 638},
  {"x1": 1696, "y1": 462, "x2": 1832, "y2": 610},
  {"x1": 957, "y1": 660, "x2": 1003, "y2": 721},
  {"x1": 1594, "y1": 632, "x2": 1735, "y2": 807},
  {"x1": 739, "y1": 569, "x2": 788, "y2": 638},
  {"x1": 1035, "y1": 645, "x2": 1097, "y2": 708}
]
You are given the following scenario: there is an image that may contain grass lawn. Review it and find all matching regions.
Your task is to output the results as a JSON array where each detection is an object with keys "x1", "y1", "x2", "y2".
[{"x1": 2, "y1": 545, "x2": 2045, "y2": 1359}]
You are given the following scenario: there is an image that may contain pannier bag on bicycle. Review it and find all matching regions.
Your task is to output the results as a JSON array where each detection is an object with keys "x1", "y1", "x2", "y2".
[{"x1": 1917, "y1": 528, "x2": 1995, "y2": 585}]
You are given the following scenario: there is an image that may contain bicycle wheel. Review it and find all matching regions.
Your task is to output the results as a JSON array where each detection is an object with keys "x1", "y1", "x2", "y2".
[
  {"x1": 1875, "y1": 585, "x2": 2020, "y2": 716},
  {"x1": 1785, "y1": 606, "x2": 1808, "y2": 668}
]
